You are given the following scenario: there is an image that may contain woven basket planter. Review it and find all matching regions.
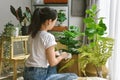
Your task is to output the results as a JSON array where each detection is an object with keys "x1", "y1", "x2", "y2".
[{"x1": 57, "y1": 54, "x2": 83, "y2": 76}]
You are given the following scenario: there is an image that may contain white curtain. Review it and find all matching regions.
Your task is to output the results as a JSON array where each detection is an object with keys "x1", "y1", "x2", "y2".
[
  {"x1": 109, "y1": 0, "x2": 120, "y2": 80},
  {"x1": 99, "y1": 0, "x2": 120, "y2": 80}
]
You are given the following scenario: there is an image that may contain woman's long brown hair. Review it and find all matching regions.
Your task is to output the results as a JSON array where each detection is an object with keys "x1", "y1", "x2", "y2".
[{"x1": 28, "y1": 7, "x2": 57, "y2": 38}]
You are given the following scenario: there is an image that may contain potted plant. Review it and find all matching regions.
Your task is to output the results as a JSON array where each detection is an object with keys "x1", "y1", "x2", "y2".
[
  {"x1": 57, "y1": 25, "x2": 81, "y2": 54},
  {"x1": 56, "y1": 25, "x2": 83, "y2": 76},
  {"x1": 57, "y1": 9, "x2": 67, "y2": 26},
  {"x1": 0, "y1": 22, "x2": 18, "y2": 76},
  {"x1": 2, "y1": 22, "x2": 19, "y2": 37},
  {"x1": 78, "y1": 5, "x2": 114, "y2": 78},
  {"x1": 10, "y1": 5, "x2": 31, "y2": 35},
  {"x1": 51, "y1": 9, "x2": 67, "y2": 32},
  {"x1": 0, "y1": 22, "x2": 20, "y2": 57}
]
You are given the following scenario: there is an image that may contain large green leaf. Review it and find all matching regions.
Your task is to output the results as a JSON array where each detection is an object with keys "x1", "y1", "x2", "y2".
[
  {"x1": 99, "y1": 19, "x2": 107, "y2": 31},
  {"x1": 85, "y1": 27, "x2": 96, "y2": 37},
  {"x1": 96, "y1": 25, "x2": 105, "y2": 35},
  {"x1": 84, "y1": 17, "x2": 94, "y2": 23}
]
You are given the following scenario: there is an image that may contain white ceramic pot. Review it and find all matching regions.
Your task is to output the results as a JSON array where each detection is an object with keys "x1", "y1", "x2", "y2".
[{"x1": 12, "y1": 27, "x2": 19, "y2": 36}]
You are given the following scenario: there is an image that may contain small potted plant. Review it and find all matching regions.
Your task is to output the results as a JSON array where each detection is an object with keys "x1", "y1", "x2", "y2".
[
  {"x1": 2, "y1": 22, "x2": 18, "y2": 37},
  {"x1": 50, "y1": 9, "x2": 68, "y2": 32},
  {"x1": 10, "y1": 5, "x2": 31, "y2": 35}
]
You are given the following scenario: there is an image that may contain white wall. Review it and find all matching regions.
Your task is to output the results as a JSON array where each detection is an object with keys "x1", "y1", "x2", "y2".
[
  {"x1": 0, "y1": 0, "x2": 83, "y2": 33},
  {"x1": 0, "y1": 0, "x2": 31, "y2": 33}
]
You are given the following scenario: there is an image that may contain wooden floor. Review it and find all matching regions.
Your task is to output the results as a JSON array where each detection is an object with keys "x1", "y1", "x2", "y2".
[
  {"x1": 0, "y1": 76, "x2": 107, "y2": 80},
  {"x1": 0, "y1": 71, "x2": 23, "y2": 80}
]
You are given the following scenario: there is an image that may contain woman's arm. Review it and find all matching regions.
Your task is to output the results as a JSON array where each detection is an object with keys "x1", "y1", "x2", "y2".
[{"x1": 46, "y1": 45, "x2": 68, "y2": 67}]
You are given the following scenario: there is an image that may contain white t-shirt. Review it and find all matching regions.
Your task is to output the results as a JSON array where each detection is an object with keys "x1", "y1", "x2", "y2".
[{"x1": 25, "y1": 31, "x2": 57, "y2": 68}]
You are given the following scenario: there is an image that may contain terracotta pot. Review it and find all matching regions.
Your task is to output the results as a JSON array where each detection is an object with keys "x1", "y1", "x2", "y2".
[
  {"x1": 44, "y1": 0, "x2": 68, "y2": 4},
  {"x1": 51, "y1": 26, "x2": 68, "y2": 32}
]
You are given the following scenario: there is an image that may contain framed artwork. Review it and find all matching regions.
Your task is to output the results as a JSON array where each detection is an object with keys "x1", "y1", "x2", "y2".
[
  {"x1": 35, "y1": 5, "x2": 69, "y2": 27},
  {"x1": 71, "y1": 0, "x2": 86, "y2": 17}
]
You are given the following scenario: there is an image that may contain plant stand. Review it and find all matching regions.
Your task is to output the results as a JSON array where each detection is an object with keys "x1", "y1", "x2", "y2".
[{"x1": 0, "y1": 36, "x2": 29, "y2": 80}]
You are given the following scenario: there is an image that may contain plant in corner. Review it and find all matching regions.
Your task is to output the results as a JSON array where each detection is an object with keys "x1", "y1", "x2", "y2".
[
  {"x1": 78, "y1": 5, "x2": 114, "y2": 78},
  {"x1": 57, "y1": 9, "x2": 67, "y2": 26},
  {"x1": 10, "y1": 5, "x2": 31, "y2": 35}
]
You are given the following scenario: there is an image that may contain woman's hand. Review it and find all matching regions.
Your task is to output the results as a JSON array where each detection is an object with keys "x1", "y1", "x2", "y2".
[
  {"x1": 60, "y1": 52, "x2": 69, "y2": 59},
  {"x1": 55, "y1": 51, "x2": 60, "y2": 56}
]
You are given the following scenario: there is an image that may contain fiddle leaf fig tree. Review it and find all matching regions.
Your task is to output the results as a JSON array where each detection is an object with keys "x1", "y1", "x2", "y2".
[
  {"x1": 78, "y1": 5, "x2": 114, "y2": 77},
  {"x1": 84, "y1": 5, "x2": 107, "y2": 40}
]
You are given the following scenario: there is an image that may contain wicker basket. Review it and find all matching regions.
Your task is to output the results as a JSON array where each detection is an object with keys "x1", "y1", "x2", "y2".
[{"x1": 57, "y1": 54, "x2": 83, "y2": 76}]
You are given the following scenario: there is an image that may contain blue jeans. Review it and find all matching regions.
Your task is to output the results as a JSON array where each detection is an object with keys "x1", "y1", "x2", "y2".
[
  {"x1": 46, "y1": 73, "x2": 78, "y2": 80},
  {"x1": 23, "y1": 66, "x2": 78, "y2": 80}
]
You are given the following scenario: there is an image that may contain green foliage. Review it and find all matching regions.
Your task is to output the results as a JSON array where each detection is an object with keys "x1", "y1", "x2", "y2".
[
  {"x1": 79, "y1": 38, "x2": 114, "y2": 72},
  {"x1": 84, "y1": 5, "x2": 107, "y2": 40},
  {"x1": 0, "y1": 22, "x2": 16, "y2": 58},
  {"x1": 78, "y1": 5, "x2": 114, "y2": 76},
  {"x1": 57, "y1": 26, "x2": 82, "y2": 54},
  {"x1": 2, "y1": 22, "x2": 16, "y2": 37},
  {"x1": 57, "y1": 10, "x2": 67, "y2": 25},
  {"x1": 0, "y1": 22, "x2": 16, "y2": 75}
]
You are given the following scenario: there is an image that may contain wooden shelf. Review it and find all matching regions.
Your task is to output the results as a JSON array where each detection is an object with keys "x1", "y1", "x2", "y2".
[
  {"x1": 44, "y1": 0, "x2": 68, "y2": 4},
  {"x1": 51, "y1": 26, "x2": 68, "y2": 32},
  {"x1": 0, "y1": 36, "x2": 29, "y2": 80},
  {"x1": 33, "y1": 4, "x2": 68, "y2": 6},
  {"x1": 33, "y1": 4, "x2": 69, "y2": 27}
]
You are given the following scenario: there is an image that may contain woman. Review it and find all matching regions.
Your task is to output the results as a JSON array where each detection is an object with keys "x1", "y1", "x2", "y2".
[{"x1": 23, "y1": 7, "x2": 78, "y2": 80}]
